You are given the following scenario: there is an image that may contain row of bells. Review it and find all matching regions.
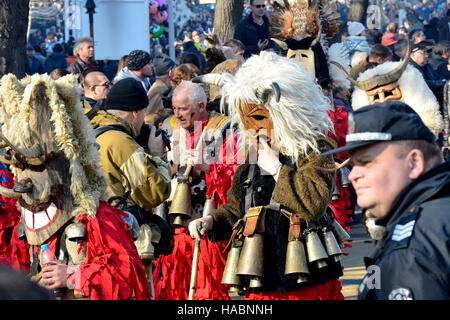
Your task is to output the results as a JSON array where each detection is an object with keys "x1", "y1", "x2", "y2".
[
  {"x1": 221, "y1": 219, "x2": 350, "y2": 293},
  {"x1": 166, "y1": 168, "x2": 351, "y2": 224},
  {"x1": 165, "y1": 178, "x2": 351, "y2": 293}
]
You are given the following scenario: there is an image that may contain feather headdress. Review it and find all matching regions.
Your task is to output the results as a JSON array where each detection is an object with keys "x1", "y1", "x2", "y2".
[{"x1": 270, "y1": 0, "x2": 341, "y2": 41}]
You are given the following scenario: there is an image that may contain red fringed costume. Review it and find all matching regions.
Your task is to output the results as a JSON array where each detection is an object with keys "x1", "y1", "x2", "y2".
[
  {"x1": 328, "y1": 107, "x2": 353, "y2": 230},
  {"x1": 153, "y1": 116, "x2": 240, "y2": 300},
  {"x1": 245, "y1": 279, "x2": 344, "y2": 300},
  {"x1": 0, "y1": 164, "x2": 30, "y2": 272},
  {"x1": 63, "y1": 201, "x2": 150, "y2": 300},
  {"x1": 328, "y1": 107, "x2": 353, "y2": 256}
]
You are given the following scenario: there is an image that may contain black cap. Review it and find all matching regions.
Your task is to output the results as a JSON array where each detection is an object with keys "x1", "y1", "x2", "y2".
[
  {"x1": 105, "y1": 78, "x2": 149, "y2": 111},
  {"x1": 127, "y1": 50, "x2": 152, "y2": 71},
  {"x1": 411, "y1": 40, "x2": 433, "y2": 53},
  {"x1": 153, "y1": 53, "x2": 176, "y2": 76},
  {"x1": 321, "y1": 101, "x2": 435, "y2": 156}
]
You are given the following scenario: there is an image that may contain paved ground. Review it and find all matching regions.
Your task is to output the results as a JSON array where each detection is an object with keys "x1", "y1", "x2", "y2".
[{"x1": 340, "y1": 213, "x2": 373, "y2": 300}]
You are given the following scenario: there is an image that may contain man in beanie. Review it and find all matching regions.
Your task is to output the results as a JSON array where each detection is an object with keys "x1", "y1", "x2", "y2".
[
  {"x1": 146, "y1": 53, "x2": 176, "y2": 124},
  {"x1": 343, "y1": 21, "x2": 371, "y2": 62},
  {"x1": 322, "y1": 101, "x2": 450, "y2": 300},
  {"x1": 115, "y1": 49, "x2": 154, "y2": 91},
  {"x1": 88, "y1": 77, "x2": 171, "y2": 217}
]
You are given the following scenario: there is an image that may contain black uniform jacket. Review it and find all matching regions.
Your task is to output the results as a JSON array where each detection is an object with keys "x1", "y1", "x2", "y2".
[{"x1": 359, "y1": 162, "x2": 450, "y2": 300}]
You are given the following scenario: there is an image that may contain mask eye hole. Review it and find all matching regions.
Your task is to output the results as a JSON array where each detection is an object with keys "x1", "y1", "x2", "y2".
[
  {"x1": 384, "y1": 91, "x2": 394, "y2": 99},
  {"x1": 251, "y1": 115, "x2": 266, "y2": 121}
]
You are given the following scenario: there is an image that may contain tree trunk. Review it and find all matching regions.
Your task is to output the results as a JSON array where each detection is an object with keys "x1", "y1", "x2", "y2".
[
  {"x1": 0, "y1": 0, "x2": 30, "y2": 78},
  {"x1": 347, "y1": 0, "x2": 369, "y2": 23},
  {"x1": 213, "y1": 0, "x2": 244, "y2": 44}
]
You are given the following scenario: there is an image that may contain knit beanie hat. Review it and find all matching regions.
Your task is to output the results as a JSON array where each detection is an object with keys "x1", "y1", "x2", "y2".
[
  {"x1": 153, "y1": 53, "x2": 176, "y2": 76},
  {"x1": 347, "y1": 21, "x2": 366, "y2": 36},
  {"x1": 127, "y1": 50, "x2": 152, "y2": 71},
  {"x1": 105, "y1": 78, "x2": 149, "y2": 111}
]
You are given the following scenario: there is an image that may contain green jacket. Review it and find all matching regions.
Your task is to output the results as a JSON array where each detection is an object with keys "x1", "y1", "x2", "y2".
[{"x1": 89, "y1": 110, "x2": 171, "y2": 211}]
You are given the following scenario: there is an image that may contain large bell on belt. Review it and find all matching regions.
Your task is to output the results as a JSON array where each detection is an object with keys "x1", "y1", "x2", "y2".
[
  {"x1": 236, "y1": 233, "x2": 264, "y2": 288},
  {"x1": 305, "y1": 230, "x2": 328, "y2": 269},
  {"x1": 168, "y1": 181, "x2": 192, "y2": 227},
  {"x1": 331, "y1": 183, "x2": 340, "y2": 201},
  {"x1": 332, "y1": 219, "x2": 350, "y2": 248},
  {"x1": 285, "y1": 239, "x2": 309, "y2": 284},
  {"x1": 202, "y1": 197, "x2": 216, "y2": 218},
  {"x1": 322, "y1": 229, "x2": 342, "y2": 263},
  {"x1": 155, "y1": 202, "x2": 169, "y2": 223},
  {"x1": 339, "y1": 167, "x2": 351, "y2": 188},
  {"x1": 222, "y1": 241, "x2": 244, "y2": 293}
]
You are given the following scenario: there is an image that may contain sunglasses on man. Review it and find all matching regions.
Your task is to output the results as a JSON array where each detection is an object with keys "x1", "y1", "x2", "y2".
[{"x1": 254, "y1": 4, "x2": 265, "y2": 8}]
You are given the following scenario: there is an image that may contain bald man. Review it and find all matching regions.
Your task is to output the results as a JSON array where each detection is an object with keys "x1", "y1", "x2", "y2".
[{"x1": 82, "y1": 71, "x2": 112, "y2": 119}]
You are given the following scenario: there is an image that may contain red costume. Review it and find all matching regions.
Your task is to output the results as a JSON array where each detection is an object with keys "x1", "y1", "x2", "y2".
[
  {"x1": 67, "y1": 202, "x2": 150, "y2": 300},
  {"x1": 0, "y1": 164, "x2": 29, "y2": 271},
  {"x1": 0, "y1": 73, "x2": 151, "y2": 300},
  {"x1": 153, "y1": 115, "x2": 240, "y2": 300}
]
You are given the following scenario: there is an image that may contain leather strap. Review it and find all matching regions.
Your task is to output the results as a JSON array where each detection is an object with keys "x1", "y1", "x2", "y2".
[
  {"x1": 288, "y1": 214, "x2": 302, "y2": 241},
  {"x1": 243, "y1": 206, "x2": 264, "y2": 236}
]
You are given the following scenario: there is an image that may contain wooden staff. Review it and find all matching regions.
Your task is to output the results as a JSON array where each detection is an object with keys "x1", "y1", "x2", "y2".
[
  {"x1": 335, "y1": 158, "x2": 350, "y2": 170},
  {"x1": 188, "y1": 222, "x2": 203, "y2": 300}
]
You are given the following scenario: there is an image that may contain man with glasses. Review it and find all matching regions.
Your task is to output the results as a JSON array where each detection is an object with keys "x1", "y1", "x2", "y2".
[
  {"x1": 82, "y1": 71, "x2": 112, "y2": 120},
  {"x1": 410, "y1": 41, "x2": 447, "y2": 112},
  {"x1": 234, "y1": 0, "x2": 273, "y2": 58}
]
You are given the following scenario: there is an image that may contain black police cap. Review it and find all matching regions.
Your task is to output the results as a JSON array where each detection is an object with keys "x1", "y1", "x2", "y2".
[{"x1": 321, "y1": 101, "x2": 435, "y2": 157}]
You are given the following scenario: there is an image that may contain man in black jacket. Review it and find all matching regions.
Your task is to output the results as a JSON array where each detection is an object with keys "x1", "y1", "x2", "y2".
[
  {"x1": 67, "y1": 37, "x2": 99, "y2": 76},
  {"x1": 322, "y1": 101, "x2": 450, "y2": 300},
  {"x1": 234, "y1": 0, "x2": 273, "y2": 58},
  {"x1": 410, "y1": 41, "x2": 447, "y2": 109}
]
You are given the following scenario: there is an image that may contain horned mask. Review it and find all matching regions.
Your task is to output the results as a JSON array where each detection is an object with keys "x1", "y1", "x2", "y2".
[
  {"x1": 332, "y1": 37, "x2": 443, "y2": 137},
  {"x1": 192, "y1": 51, "x2": 334, "y2": 163},
  {"x1": 270, "y1": 0, "x2": 341, "y2": 86},
  {"x1": 0, "y1": 74, "x2": 108, "y2": 245}
]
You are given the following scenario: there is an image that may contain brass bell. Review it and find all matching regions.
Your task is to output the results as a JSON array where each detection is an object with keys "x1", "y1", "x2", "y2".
[
  {"x1": 222, "y1": 241, "x2": 244, "y2": 292},
  {"x1": 339, "y1": 167, "x2": 351, "y2": 188},
  {"x1": 168, "y1": 181, "x2": 192, "y2": 226},
  {"x1": 172, "y1": 215, "x2": 188, "y2": 227},
  {"x1": 332, "y1": 219, "x2": 350, "y2": 248},
  {"x1": 331, "y1": 183, "x2": 340, "y2": 201},
  {"x1": 285, "y1": 239, "x2": 309, "y2": 284},
  {"x1": 154, "y1": 202, "x2": 169, "y2": 223},
  {"x1": 65, "y1": 222, "x2": 86, "y2": 242},
  {"x1": 202, "y1": 197, "x2": 216, "y2": 218},
  {"x1": 305, "y1": 230, "x2": 328, "y2": 269},
  {"x1": 322, "y1": 229, "x2": 342, "y2": 263},
  {"x1": 249, "y1": 277, "x2": 263, "y2": 288},
  {"x1": 236, "y1": 233, "x2": 264, "y2": 287}
]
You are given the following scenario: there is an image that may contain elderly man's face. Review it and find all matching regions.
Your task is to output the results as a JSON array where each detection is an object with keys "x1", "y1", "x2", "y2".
[
  {"x1": 348, "y1": 142, "x2": 413, "y2": 218},
  {"x1": 172, "y1": 89, "x2": 204, "y2": 130},
  {"x1": 78, "y1": 41, "x2": 95, "y2": 61}
]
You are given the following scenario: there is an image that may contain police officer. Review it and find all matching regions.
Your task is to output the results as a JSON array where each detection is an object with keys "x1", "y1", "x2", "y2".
[{"x1": 322, "y1": 101, "x2": 450, "y2": 300}]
